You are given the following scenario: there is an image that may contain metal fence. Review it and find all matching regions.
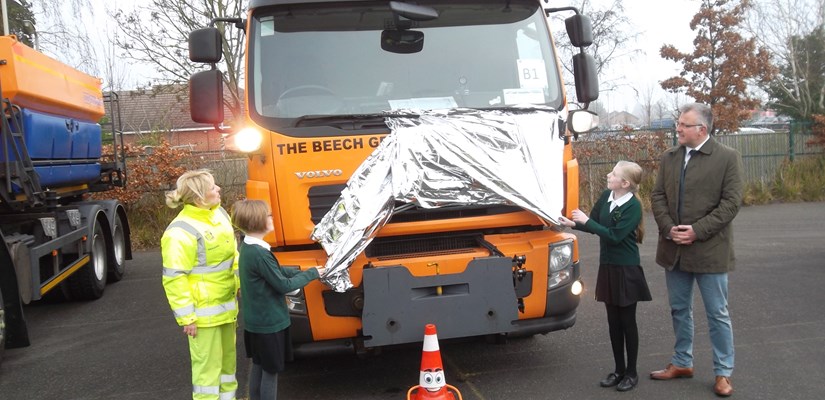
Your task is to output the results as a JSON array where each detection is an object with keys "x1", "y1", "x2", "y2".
[
  {"x1": 199, "y1": 155, "x2": 248, "y2": 188},
  {"x1": 714, "y1": 122, "x2": 819, "y2": 182},
  {"x1": 183, "y1": 125, "x2": 821, "y2": 206},
  {"x1": 576, "y1": 122, "x2": 821, "y2": 184}
]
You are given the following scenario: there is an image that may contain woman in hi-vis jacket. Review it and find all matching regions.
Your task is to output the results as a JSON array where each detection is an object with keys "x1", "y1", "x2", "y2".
[{"x1": 161, "y1": 169, "x2": 239, "y2": 400}]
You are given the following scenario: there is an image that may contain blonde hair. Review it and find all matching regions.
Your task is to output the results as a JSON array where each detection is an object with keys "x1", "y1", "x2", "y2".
[
  {"x1": 164, "y1": 169, "x2": 215, "y2": 209},
  {"x1": 614, "y1": 161, "x2": 645, "y2": 243},
  {"x1": 231, "y1": 199, "x2": 271, "y2": 234}
]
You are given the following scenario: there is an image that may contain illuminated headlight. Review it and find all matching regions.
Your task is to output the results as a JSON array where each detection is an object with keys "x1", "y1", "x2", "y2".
[
  {"x1": 548, "y1": 241, "x2": 574, "y2": 289},
  {"x1": 571, "y1": 280, "x2": 583, "y2": 295},
  {"x1": 234, "y1": 127, "x2": 263, "y2": 153},
  {"x1": 286, "y1": 289, "x2": 307, "y2": 313}
]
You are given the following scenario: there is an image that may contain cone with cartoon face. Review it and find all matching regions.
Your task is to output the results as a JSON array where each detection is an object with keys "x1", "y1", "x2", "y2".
[{"x1": 408, "y1": 324, "x2": 460, "y2": 400}]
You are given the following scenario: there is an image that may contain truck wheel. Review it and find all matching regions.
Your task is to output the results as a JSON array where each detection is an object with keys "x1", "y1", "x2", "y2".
[
  {"x1": 0, "y1": 284, "x2": 6, "y2": 367},
  {"x1": 66, "y1": 219, "x2": 108, "y2": 300},
  {"x1": 107, "y1": 213, "x2": 127, "y2": 282}
]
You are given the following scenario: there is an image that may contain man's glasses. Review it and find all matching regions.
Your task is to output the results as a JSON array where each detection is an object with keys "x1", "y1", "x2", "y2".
[{"x1": 676, "y1": 122, "x2": 704, "y2": 129}]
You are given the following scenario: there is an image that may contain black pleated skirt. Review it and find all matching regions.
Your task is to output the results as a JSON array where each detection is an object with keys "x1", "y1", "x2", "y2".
[
  {"x1": 244, "y1": 328, "x2": 292, "y2": 374},
  {"x1": 594, "y1": 263, "x2": 652, "y2": 307}
]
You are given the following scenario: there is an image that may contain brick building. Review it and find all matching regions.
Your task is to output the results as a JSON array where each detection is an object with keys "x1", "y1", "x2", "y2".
[{"x1": 105, "y1": 84, "x2": 239, "y2": 153}]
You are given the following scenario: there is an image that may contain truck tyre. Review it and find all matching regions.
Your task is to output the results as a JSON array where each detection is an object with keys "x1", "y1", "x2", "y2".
[
  {"x1": 0, "y1": 284, "x2": 6, "y2": 368},
  {"x1": 107, "y1": 213, "x2": 127, "y2": 282},
  {"x1": 66, "y1": 219, "x2": 107, "y2": 300}
]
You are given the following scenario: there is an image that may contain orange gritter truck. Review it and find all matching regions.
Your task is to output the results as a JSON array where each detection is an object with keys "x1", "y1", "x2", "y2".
[
  {"x1": 188, "y1": 0, "x2": 600, "y2": 355},
  {"x1": 0, "y1": 35, "x2": 130, "y2": 367}
]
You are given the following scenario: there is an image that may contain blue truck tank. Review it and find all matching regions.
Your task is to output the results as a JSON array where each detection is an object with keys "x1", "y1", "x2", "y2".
[{"x1": 1, "y1": 108, "x2": 102, "y2": 188}]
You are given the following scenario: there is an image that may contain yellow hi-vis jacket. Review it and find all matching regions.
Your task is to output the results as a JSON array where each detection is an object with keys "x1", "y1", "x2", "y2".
[{"x1": 161, "y1": 204, "x2": 239, "y2": 327}]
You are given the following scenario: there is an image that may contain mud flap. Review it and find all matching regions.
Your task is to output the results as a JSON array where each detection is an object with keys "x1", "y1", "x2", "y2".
[{"x1": 362, "y1": 256, "x2": 518, "y2": 347}]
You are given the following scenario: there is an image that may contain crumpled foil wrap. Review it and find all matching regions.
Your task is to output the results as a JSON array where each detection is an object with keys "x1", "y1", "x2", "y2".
[{"x1": 311, "y1": 107, "x2": 565, "y2": 292}]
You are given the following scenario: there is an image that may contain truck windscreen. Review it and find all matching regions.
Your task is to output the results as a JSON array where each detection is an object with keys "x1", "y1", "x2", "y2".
[{"x1": 248, "y1": 0, "x2": 563, "y2": 129}]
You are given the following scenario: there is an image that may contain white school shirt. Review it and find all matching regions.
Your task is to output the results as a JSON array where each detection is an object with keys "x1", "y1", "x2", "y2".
[{"x1": 608, "y1": 191, "x2": 633, "y2": 212}]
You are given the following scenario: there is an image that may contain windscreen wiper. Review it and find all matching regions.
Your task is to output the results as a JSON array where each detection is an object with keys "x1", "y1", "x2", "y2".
[{"x1": 294, "y1": 113, "x2": 419, "y2": 128}]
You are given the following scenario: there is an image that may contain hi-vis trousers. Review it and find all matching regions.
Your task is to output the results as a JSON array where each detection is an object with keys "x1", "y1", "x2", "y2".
[{"x1": 188, "y1": 322, "x2": 237, "y2": 400}]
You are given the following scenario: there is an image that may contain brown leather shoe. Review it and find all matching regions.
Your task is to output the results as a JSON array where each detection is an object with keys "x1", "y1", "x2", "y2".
[
  {"x1": 714, "y1": 376, "x2": 733, "y2": 397},
  {"x1": 650, "y1": 363, "x2": 694, "y2": 380}
]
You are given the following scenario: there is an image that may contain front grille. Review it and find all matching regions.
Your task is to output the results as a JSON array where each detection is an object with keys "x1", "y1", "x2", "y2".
[
  {"x1": 366, "y1": 234, "x2": 480, "y2": 259},
  {"x1": 308, "y1": 184, "x2": 346, "y2": 223},
  {"x1": 387, "y1": 204, "x2": 521, "y2": 222},
  {"x1": 308, "y1": 184, "x2": 521, "y2": 224}
]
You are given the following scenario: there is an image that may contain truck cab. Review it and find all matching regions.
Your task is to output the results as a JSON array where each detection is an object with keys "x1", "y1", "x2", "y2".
[{"x1": 189, "y1": 0, "x2": 598, "y2": 354}]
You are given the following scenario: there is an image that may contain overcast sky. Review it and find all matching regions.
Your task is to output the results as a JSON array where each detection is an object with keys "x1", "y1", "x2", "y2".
[
  {"x1": 593, "y1": 0, "x2": 700, "y2": 114},
  {"x1": 47, "y1": 0, "x2": 700, "y2": 114}
]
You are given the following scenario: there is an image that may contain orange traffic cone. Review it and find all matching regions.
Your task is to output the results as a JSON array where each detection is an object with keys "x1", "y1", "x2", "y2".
[{"x1": 407, "y1": 324, "x2": 463, "y2": 400}]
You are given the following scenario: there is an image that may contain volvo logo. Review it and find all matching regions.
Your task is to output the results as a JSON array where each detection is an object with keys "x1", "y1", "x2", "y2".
[{"x1": 295, "y1": 169, "x2": 343, "y2": 179}]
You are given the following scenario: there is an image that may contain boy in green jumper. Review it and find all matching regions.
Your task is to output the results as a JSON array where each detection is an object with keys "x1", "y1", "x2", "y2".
[
  {"x1": 231, "y1": 200, "x2": 326, "y2": 400},
  {"x1": 559, "y1": 161, "x2": 652, "y2": 392}
]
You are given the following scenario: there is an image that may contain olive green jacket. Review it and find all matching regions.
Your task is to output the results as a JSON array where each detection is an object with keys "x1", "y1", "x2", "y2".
[{"x1": 651, "y1": 138, "x2": 744, "y2": 273}]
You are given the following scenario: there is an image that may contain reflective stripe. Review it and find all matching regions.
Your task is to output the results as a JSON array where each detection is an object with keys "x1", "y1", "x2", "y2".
[
  {"x1": 219, "y1": 391, "x2": 236, "y2": 400},
  {"x1": 162, "y1": 267, "x2": 188, "y2": 277},
  {"x1": 173, "y1": 304, "x2": 196, "y2": 318},
  {"x1": 166, "y1": 221, "x2": 206, "y2": 267},
  {"x1": 217, "y1": 206, "x2": 230, "y2": 221},
  {"x1": 196, "y1": 300, "x2": 236, "y2": 317},
  {"x1": 166, "y1": 220, "x2": 234, "y2": 274},
  {"x1": 191, "y1": 258, "x2": 234, "y2": 275},
  {"x1": 193, "y1": 385, "x2": 220, "y2": 395},
  {"x1": 220, "y1": 374, "x2": 236, "y2": 384}
]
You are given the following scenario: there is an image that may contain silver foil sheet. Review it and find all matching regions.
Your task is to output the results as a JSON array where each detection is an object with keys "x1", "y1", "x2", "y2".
[{"x1": 311, "y1": 107, "x2": 565, "y2": 292}]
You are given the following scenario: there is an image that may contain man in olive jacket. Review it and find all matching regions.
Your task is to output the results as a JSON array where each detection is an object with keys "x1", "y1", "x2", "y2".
[{"x1": 649, "y1": 103, "x2": 744, "y2": 397}]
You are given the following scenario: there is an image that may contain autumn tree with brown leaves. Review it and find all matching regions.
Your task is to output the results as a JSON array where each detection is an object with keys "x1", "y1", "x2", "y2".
[
  {"x1": 809, "y1": 114, "x2": 825, "y2": 150},
  {"x1": 95, "y1": 140, "x2": 190, "y2": 209},
  {"x1": 659, "y1": 0, "x2": 774, "y2": 133}
]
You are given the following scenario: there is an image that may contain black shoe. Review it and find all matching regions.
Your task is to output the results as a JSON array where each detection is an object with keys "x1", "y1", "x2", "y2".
[
  {"x1": 600, "y1": 373, "x2": 624, "y2": 387},
  {"x1": 617, "y1": 375, "x2": 638, "y2": 392}
]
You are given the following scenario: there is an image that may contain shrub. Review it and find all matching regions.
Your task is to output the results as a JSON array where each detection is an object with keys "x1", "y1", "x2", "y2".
[
  {"x1": 573, "y1": 130, "x2": 671, "y2": 211},
  {"x1": 94, "y1": 140, "x2": 252, "y2": 249},
  {"x1": 743, "y1": 178, "x2": 774, "y2": 205},
  {"x1": 773, "y1": 155, "x2": 825, "y2": 202}
]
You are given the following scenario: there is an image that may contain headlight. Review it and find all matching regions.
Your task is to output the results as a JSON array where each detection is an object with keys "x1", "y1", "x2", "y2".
[
  {"x1": 234, "y1": 127, "x2": 263, "y2": 153},
  {"x1": 286, "y1": 289, "x2": 306, "y2": 313},
  {"x1": 549, "y1": 242, "x2": 573, "y2": 272},
  {"x1": 548, "y1": 241, "x2": 574, "y2": 289}
]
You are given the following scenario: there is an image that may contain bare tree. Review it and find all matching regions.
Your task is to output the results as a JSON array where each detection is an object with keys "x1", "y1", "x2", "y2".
[
  {"x1": 653, "y1": 99, "x2": 670, "y2": 121},
  {"x1": 638, "y1": 82, "x2": 658, "y2": 127},
  {"x1": 97, "y1": 17, "x2": 129, "y2": 93},
  {"x1": 747, "y1": 0, "x2": 825, "y2": 120},
  {"x1": 30, "y1": 0, "x2": 99, "y2": 75},
  {"x1": 666, "y1": 91, "x2": 691, "y2": 119},
  {"x1": 21, "y1": 1, "x2": 131, "y2": 92},
  {"x1": 587, "y1": 100, "x2": 608, "y2": 128},
  {"x1": 549, "y1": 0, "x2": 642, "y2": 101},
  {"x1": 112, "y1": 0, "x2": 245, "y2": 121}
]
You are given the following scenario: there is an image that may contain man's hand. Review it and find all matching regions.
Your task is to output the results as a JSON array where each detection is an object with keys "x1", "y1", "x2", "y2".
[{"x1": 670, "y1": 225, "x2": 696, "y2": 245}]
